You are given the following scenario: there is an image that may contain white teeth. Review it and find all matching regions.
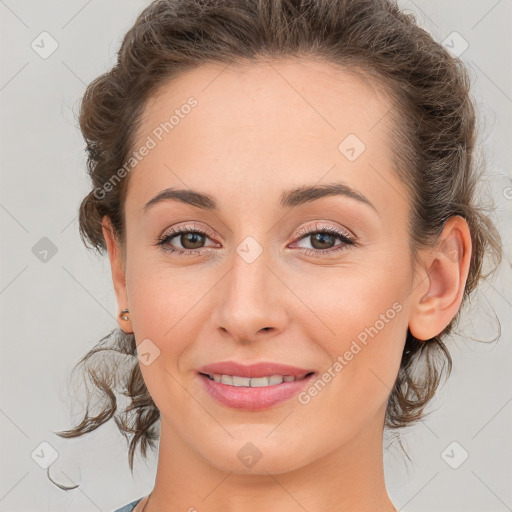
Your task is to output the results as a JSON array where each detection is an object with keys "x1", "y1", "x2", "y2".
[
  {"x1": 232, "y1": 375, "x2": 251, "y2": 386},
  {"x1": 208, "y1": 373, "x2": 309, "y2": 387},
  {"x1": 220, "y1": 375, "x2": 233, "y2": 385},
  {"x1": 250, "y1": 376, "x2": 276, "y2": 387}
]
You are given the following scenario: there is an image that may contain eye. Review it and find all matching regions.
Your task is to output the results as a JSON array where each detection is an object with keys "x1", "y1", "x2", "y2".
[
  {"x1": 290, "y1": 223, "x2": 356, "y2": 257},
  {"x1": 155, "y1": 224, "x2": 218, "y2": 256},
  {"x1": 154, "y1": 222, "x2": 356, "y2": 257}
]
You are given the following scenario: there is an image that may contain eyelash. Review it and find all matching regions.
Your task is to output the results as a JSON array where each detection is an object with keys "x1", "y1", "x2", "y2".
[{"x1": 155, "y1": 223, "x2": 356, "y2": 258}]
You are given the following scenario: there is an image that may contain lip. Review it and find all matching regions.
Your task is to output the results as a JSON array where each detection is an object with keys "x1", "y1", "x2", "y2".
[{"x1": 197, "y1": 361, "x2": 316, "y2": 411}]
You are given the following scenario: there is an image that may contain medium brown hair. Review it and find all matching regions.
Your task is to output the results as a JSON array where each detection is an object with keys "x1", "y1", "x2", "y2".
[{"x1": 52, "y1": 0, "x2": 502, "y2": 487}]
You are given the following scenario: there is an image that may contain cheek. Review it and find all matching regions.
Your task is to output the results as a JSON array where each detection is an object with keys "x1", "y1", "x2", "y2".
[
  {"x1": 125, "y1": 267, "x2": 203, "y2": 411},
  {"x1": 292, "y1": 266, "x2": 408, "y2": 405},
  {"x1": 127, "y1": 270, "x2": 193, "y2": 347},
  {"x1": 292, "y1": 262, "x2": 407, "y2": 342},
  {"x1": 125, "y1": 259, "x2": 219, "y2": 368}
]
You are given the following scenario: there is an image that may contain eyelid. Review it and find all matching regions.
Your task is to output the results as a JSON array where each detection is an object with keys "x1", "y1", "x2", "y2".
[
  {"x1": 160, "y1": 221, "x2": 218, "y2": 241},
  {"x1": 156, "y1": 220, "x2": 357, "y2": 257},
  {"x1": 160, "y1": 221, "x2": 355, "y2": 244},
  {"x1": 291, "y1": 221, "x2": 355, "y2": 241}
]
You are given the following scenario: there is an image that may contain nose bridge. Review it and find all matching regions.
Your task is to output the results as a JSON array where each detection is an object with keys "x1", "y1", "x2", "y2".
[
  {"x1": 213, "y1": 234, "x2": 287, "y2": 340},
  {"x1": 233, "y1": 236, "x2": 270, "y2": 299}
]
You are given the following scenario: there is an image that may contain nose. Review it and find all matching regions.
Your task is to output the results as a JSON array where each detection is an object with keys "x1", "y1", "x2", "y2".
[{"x1": 211, "y1": 244, "x2": 289, "y2": 344}]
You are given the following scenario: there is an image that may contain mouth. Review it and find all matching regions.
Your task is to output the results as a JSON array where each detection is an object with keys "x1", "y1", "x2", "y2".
[
  {"x1": 197, "y1": 370, "x2": 317, "y2": 410},
  {"x1": 199, "y1": 371, "x2": 315, "y2": 387}
]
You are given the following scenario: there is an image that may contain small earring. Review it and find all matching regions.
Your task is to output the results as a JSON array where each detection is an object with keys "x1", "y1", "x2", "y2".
[{"x1": 119, "y1": 308, "x2": 130, "y2": 321}]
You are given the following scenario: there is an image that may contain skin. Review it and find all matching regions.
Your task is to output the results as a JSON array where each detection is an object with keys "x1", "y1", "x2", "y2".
[{"x1": 102, "y1": 59, "x2": 472, "y2": 512}]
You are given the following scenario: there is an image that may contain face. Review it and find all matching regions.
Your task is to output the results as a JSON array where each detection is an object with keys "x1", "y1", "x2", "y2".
[{"x1": 107, "y1": 59, "x2": 421, "y2": 474}]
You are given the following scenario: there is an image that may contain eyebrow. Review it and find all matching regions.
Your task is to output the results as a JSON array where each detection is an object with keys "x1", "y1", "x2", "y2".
[{"x1": 142, "y1": 181, "x2": 377, "y2": 214}]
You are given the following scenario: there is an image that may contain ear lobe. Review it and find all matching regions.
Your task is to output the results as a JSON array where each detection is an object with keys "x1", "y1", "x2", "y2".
[
  {"x1": 408, "y1": 216, "x2": 472, "y2": 341},
  {"x1": 101, "y1": 216, "x2": 131, "y2": 333}
]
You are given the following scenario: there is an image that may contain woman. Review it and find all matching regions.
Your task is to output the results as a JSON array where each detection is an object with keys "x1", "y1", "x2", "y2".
[{"x1": 53, "y1": 0, "x2": 502, "y2": 511}]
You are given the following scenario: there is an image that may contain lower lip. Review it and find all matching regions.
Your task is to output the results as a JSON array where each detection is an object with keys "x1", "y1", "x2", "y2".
[{"x1": 198, "y1": 373, "x2": 316, "y2": 410}]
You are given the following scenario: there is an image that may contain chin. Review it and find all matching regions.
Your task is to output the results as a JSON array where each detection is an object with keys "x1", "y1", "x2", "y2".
[{"x1": 193, "y1": 433, "x2": 319, "y2": 476}]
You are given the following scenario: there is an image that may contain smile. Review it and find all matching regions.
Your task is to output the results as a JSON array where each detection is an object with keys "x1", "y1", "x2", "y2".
[
  {"x1": 198, "y1": 371, "x2": 317, "y2": 410},
  {"x1": 201, "y1": 372, "x2": 313, "y2": 387}
]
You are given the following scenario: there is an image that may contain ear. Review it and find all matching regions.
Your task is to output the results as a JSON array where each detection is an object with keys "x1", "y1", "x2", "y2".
[
  {"x1": 101, "y1": 216, "x2": 132, "y2": 333},
  {"x1": 408, "y1": 216, "x2": 472, "y2": 341}
]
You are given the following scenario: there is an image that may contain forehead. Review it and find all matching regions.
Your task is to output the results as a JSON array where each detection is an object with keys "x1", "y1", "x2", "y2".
[
  {"x1": 135, "y1": 58, "x2": 395, "y2": 146},
  {"x1": 127, "y1": 58, "x2": 402, "y2": 215}
]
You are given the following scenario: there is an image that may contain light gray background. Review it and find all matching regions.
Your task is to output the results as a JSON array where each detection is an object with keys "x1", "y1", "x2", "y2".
[{"x1": 0, "y1": 1, "x2": 511, "y2": 511}]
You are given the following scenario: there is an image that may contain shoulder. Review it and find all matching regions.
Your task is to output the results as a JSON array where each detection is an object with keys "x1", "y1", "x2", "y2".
[{"x1": 112, "y1": 497, "x2": 144, "y2": 512}]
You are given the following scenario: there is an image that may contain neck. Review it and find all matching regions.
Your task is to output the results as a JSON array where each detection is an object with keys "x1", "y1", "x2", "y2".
[{"x1": 144, "y1": 405, "x2": 396, "y2": 512}]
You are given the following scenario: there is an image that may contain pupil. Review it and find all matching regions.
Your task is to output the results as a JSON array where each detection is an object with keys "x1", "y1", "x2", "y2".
[
  {"x1": 311, "y1": 232, "x2": 334, "y2": 250},
  {"x1": 182, "y1": 232, "x2": 204, "y2": 249}
]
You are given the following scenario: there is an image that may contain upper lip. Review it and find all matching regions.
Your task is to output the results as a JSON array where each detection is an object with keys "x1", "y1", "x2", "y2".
[{"x1": 197, "y1": 361, "x2": 316, "y2": 378}]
